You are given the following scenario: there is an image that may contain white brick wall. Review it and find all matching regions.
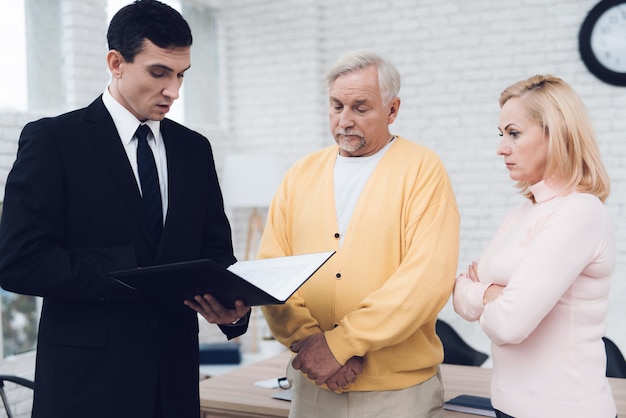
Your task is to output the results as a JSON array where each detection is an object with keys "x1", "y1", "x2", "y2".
[
  {"x1": 60, "y1": 0, "x2": 109, "y2": 109},
  {"x1": 0, "y1": 1, "x2": 624, "y2": 414},
  {"x1": 221, "y1": 0, "x2": 326, "y2": 160}
]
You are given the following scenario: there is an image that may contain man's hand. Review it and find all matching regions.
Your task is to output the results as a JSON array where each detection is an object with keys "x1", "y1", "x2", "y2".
[
  {"x1": 184, "y1": 294, "x2": 250, "y2": 325},
  {"x1": 291, "y1": 333, "x2": 342, "y2": 385},
  {"x1": 324, "y1": 356, "x2": 364, "y2": 391}
]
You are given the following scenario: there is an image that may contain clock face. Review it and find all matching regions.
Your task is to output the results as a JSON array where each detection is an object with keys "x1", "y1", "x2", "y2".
[
  {"x1": 590, "y1": 3, "x2": 626, "y2": 72},
  {"x1": 579, "y1": 0, "x2": 626, "y2": 86}
]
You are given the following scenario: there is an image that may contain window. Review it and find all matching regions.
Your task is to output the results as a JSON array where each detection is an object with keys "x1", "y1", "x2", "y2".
[
  {"x1": 1, "y1": 292, "x2": 39, "y2": 357},
  {"x1": 0, "y1": 0, "x2": 27, "y2": 111}
]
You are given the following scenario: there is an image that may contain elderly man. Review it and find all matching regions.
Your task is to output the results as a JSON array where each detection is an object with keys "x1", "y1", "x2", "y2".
[{"x1": 260, "y1": 50, "x2": 460, "y2": 418}]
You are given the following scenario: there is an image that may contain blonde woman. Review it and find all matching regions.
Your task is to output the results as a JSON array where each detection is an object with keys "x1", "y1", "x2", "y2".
[{"x1": 453, "y1": 75, "x2": 616, "y2": 417}]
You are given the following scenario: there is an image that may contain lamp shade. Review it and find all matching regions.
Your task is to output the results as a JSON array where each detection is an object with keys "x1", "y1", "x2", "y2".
[{"x1": 221, "y1": 153, "x2": 289, "y2": 208}]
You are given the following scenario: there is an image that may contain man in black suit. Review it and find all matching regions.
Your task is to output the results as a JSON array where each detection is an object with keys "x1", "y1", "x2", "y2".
[{"x1": 0, "y1": 1, "x2": 250, "y2": 417}]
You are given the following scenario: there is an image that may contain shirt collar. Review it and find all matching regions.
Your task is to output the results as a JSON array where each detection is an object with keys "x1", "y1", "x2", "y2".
[
  {"x1": 102, "y1": 87, "x2": 162, "y2": 147},
  {"x1": 529, "y1": 180, "x2": 569, "y2": 203}
]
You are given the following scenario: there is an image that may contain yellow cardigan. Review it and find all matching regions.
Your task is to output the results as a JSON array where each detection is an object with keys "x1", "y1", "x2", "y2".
[{"x1": 260, "y1": 137, "x2": 460, "y2": 391}]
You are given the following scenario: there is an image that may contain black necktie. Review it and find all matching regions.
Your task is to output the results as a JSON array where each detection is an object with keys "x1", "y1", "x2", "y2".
[{"x1": 135, "y1": 124, "x2": 163, "y2": 244}]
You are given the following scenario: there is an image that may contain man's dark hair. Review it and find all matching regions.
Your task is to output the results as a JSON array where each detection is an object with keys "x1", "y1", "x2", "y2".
[{"x1": 107, "y1": 0, "x2": 193, "y2": 62}]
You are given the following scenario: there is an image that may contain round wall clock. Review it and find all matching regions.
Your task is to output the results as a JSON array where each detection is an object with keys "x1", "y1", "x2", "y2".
[{"x1": 578, "y1": 0, "x2": 626, "y2": 86}]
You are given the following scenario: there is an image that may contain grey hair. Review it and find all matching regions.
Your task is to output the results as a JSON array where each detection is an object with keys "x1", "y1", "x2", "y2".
[{"x1": 324, "y1": 50, "x2": 401, "y2": 105}]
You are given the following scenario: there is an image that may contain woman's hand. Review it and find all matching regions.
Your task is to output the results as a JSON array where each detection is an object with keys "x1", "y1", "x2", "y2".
[
  {"x1": 466, "y1": 260, "x2": 505, "y2": 304},
  {"x1": 483, "y1": 284, "x2": 505, "y2": 304},
  {"x1": 467, "y1": 261, "x2": 480, "y2": 282}
]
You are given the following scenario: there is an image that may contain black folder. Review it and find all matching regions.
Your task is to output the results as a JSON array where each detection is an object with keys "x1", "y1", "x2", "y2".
[
  {"x1": 443, "y1": 394, "x2": 495, "y2": 417},
  {"x1": 109, "y1": 251, "x2": 335, "y2": 308}
]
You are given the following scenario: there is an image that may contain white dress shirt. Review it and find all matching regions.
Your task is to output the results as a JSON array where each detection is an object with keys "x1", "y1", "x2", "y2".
[{"x1": 102, "y1": 87, "x2": 168, "y2": 223}]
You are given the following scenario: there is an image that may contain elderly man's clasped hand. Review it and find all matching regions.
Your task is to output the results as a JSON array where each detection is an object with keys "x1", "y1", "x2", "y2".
[{"x1": 290, "y1": 333, "x2": 364, "y2": 391}]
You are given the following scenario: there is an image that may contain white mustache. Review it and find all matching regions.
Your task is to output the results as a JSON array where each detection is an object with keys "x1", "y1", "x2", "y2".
[{"x1": 335, "y1": 129, "x2": 364, "y2": 138}]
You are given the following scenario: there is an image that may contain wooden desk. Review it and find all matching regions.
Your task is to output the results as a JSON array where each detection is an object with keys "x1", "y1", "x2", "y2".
[
  {"x1": 200, "y1": 351, "x2": 626, "y2": 418},
  {"x1": 200, "y1": 351, "x2": 291, "y2": 418}
]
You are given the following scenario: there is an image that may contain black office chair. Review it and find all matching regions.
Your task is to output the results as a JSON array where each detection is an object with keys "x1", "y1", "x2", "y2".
[
  {"x1": 603, "y1": 336, "x2": 626, "y2": 379},
  {"x1": 436, "y1": 319, "x2": 489, "y2": 367},
  {"x1": 0, "y1": 375, "x2": 34, "y2": 418}
]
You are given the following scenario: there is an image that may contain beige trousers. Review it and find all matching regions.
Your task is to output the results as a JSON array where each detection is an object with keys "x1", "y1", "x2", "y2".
[{"x1": 286, "y1": 361, "x2": 444, "y2": 418}]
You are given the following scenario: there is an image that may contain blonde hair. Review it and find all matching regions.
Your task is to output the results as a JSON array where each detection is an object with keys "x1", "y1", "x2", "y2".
[{"x1": 499, "y1": 75, "x2": 610, "y2": 203}]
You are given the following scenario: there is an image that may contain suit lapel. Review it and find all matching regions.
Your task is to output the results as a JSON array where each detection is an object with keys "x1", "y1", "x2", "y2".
[{"x1": 83, "y1": 97, "x2": 156, "y2": 248}]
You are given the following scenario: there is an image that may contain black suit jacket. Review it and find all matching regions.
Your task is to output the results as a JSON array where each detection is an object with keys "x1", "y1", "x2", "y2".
[{"x1": 0, "y1": 96, "x2": 246, "y2": 417}]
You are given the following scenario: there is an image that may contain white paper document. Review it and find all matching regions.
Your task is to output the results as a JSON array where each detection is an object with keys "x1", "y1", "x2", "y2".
[{"x1": 227, "y1": 251, "x2": 335, "y2": 302}]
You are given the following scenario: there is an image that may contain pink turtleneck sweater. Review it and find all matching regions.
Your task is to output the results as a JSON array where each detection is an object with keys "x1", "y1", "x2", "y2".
[{"x1": 453, "y1": 181, "x2": 616, "y2": 418}]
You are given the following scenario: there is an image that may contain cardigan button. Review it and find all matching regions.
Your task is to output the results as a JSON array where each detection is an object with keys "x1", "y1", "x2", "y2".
[
  {"x1": 334, "y1": 233, "x2": 340, "y2": 239},
  {"x1": 335, "y1": 273, "x2": 341, "y2": 279}
]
